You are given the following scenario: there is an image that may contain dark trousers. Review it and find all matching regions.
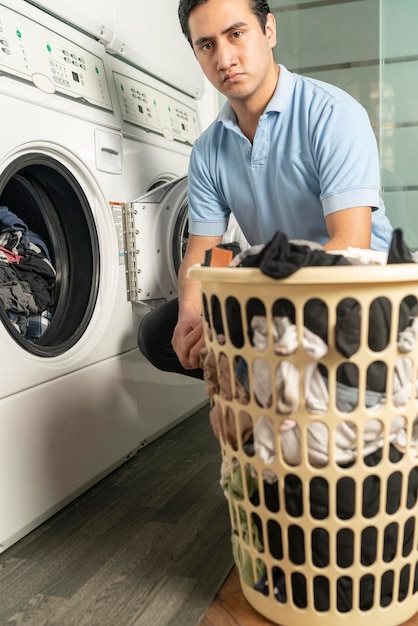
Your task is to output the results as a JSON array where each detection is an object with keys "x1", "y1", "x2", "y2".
[{"x1": 137, "y1": 297, "x2": 204, "y2": 380}]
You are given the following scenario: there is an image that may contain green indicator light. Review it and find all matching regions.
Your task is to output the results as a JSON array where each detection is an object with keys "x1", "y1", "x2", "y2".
[
  {"x1": 95, "y1": 66, "x2": 99, "y2": 74},
  {"x1": 153, "y1": 99, "x2": 157, "y2": 106},
  {"x1": 46, "y1": 43, "x2": 52, "y2": 52},
  {"x1": 120, "y1": 84, "x2": 124, "y2": 92},
  {"x1": 16, "y1": 29, "x2": 22, "y2": 38}
]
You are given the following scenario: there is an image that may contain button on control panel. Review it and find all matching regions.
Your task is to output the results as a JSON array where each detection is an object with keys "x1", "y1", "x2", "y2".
[
  {"x1": 0, "y1": 4, "x2": 112, "y2": 110},
  {"x1": 113, "y1": 71, "x2": 200, "y2": 144}
]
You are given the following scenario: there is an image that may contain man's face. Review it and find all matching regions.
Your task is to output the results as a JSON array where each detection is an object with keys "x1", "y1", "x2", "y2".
[{"x1": 188, "y1": 0, "x2": 277, "y2": 105}]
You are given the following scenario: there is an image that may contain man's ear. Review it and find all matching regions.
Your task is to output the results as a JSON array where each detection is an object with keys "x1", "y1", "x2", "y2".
[{"x1": 266, "y1": 12, "x2": 277, "y2": 49}]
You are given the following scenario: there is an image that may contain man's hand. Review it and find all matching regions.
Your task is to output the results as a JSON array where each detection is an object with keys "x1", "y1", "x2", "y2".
[
  {"x1": 172, "y1": 312, "x2": 205, "y2": 370},
  {"x1": 173, "y1": 233, "x2": 223, "y2": 370}
]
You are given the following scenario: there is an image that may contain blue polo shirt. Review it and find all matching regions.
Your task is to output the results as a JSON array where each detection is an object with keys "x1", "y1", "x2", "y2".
[{"x1": 187, "y1": 64, "x2": 393, "y2": 251}]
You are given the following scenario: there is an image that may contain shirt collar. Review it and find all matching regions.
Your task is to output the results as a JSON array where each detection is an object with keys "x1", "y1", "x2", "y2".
[{"x1": 217, "y1": 64, "x2": 295, "y2": 126}]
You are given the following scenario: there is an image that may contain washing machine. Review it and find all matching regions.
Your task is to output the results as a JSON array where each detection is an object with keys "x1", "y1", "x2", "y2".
[
  {"x1": 100, "y1": 54, "x2": 208, "y2": 433},
  {"x1": 0, "y1": 0, "x2": 204, "y2": 553},
  {"x1": 103, "y1": 55, "x2": 200, "y2": 304}
]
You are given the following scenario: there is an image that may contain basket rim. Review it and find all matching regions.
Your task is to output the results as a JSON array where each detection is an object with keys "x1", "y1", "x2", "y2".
[{"x1": 188, "y1": 262, "x2": 418, "y2": 285}]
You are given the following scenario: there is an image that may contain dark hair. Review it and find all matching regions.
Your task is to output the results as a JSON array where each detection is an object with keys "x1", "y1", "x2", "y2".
[{"x1": 178, "y1": 0, "x2": 271, "y2": 46}]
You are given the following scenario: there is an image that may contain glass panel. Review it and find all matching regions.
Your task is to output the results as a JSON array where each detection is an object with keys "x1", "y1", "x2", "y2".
[
  {"x1": 381, "y1": 0, "x2": 418, "y2": 58},
  {"x1": 381, "y1": 127, "x2": 418, "y2": 188},
  {"x1": 266, "y1": 0, "x2": 418, "y2": 251},
  {"x1": 381, "y1": 0, "x2": 418, "y2": 250},
  {"x1": 272, "y1": 0, "x2": 379, "y2": 70},
  {"x1": 383, "y1": 192, "x2": 418, "y2": 245},
  {"x1": 381, "y1": 61, "x2": 418, "y2": 124}
]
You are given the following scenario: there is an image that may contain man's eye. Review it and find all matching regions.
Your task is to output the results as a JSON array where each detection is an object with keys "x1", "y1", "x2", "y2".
[
  {"x1": 201, "y1": 42, "x2": 213, "y2": 51},
  {"x1": 231, "y1": 30, "x2": 243, "y2": 39}
]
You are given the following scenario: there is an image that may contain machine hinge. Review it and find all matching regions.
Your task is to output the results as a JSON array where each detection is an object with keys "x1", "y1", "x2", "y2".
[{"x1": 122, "y1": 202, "x2": 139, "y2": 302}]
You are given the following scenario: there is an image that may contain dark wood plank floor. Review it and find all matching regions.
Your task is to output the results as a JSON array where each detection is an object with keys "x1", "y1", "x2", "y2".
[
  {"x1": 5, "y1": 401, "x2": 418, "y2": 626},
  {"x1": 0, "y1": 404, "x2": 233, "y2": 626}
]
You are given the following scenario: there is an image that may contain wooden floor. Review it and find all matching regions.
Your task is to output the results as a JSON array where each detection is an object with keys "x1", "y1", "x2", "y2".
[
  {"x1": 3, "y1": 400, "x2": 418, "y2": 626},
  {"x1": 0, "y1": 404, "x2": 233, "y2": 626},
  {"x1": 200, "y1": 567, "x2": 418, "y2": 626}
]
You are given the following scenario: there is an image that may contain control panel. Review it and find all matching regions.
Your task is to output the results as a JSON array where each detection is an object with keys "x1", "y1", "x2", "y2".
[
  {"x1": 113, "y1": 71, "x2": 200, "y2": 144},
  {"x1": 0, "y1": 3, "x2": 112, "y2": 110}
]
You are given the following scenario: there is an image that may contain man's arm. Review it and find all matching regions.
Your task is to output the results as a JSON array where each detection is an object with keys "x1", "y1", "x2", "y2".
[
  {"x1": 172, "y1": 233, "x2": 223, "y2": 370},
  {"x1": 324, "y1": 206, "x2": 372, "y2": 251}
]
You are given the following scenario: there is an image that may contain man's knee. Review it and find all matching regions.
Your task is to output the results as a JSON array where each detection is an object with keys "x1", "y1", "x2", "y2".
[
  {"x1": 137, "y1": 308, "x2": 162, "y2": 362},
  {"x1": 137, "y1": 298, "x2": 179, "y2": 364},
  {"x1": 137, "y1": 313, "x2": 151, "y2": 360}
]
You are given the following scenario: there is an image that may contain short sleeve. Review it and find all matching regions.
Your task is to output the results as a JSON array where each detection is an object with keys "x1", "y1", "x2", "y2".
[
  {"x1": 187, "y1": 140, "x2": 230, "y2": 236},
  {"x1": 312, "y1": 99, "x2": 382, "y2": 216}
]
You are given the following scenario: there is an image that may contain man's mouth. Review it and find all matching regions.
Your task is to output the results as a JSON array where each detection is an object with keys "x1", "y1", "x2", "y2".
[{"x1": 223, "y1": 72, "x2": 244, "y2": 83}]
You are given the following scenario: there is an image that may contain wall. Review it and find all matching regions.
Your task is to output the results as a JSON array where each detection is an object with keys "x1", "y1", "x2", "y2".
[
  {"x1": 271, "y1": 0, "x2": 418, "y2": 250},
  {"x1": 111, "y1": 0, "x2": 204, "y2": 98}
]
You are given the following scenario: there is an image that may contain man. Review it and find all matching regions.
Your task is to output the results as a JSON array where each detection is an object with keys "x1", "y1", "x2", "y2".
[{"x1": 138, "y1": 0, "x2": 393, "y2": 378}]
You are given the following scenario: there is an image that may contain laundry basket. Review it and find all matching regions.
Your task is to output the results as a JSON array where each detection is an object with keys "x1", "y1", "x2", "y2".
[{"x1": 189, "y1": 263, "x2": 418, "y2": 626}]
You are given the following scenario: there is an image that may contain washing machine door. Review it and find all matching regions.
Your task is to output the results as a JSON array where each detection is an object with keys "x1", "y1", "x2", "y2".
[
  {"x1": 125, "y1": 175, "x2": 188, "y2": 302},
  {"x1": 0, "y1": 155, "x2": 99, "y2": 356}
]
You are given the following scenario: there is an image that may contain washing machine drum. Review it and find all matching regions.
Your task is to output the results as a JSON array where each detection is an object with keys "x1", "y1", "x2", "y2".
[
  {"x1": 126, "y1": 175, "x2": 189, "y2": 303},
  {"x1": 0, "y1": 155, "x2": 99, "y2": 356}
]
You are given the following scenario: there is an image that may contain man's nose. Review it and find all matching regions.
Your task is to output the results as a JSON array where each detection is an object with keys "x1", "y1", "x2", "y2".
[{"x1": 216, "y1": 41, "x2": 237, "y2": 71}]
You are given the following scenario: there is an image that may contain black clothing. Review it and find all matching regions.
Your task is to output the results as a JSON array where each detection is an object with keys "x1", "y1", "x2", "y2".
[{"x1": 137, "y1": 297, "x2": 203, "y2": 380}]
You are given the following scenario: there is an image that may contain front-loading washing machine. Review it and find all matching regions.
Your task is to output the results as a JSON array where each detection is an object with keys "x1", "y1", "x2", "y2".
[
  {"x1": 0, "y1": 0, "x2": 204, "y2": 553},
  {"x1": 104, "y1": 54, "x2": 200, "y2": 304},
  {"x1": 101, "y1": 53, "x2": 207, "y2": 438}
]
